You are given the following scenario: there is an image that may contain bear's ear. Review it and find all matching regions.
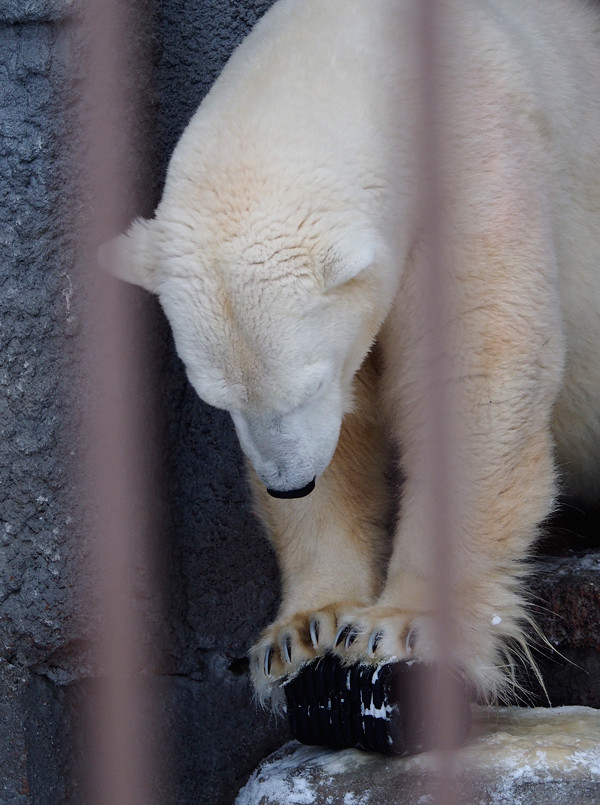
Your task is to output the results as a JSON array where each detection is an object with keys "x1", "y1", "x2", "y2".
[
  {"x1": 97, "y1": 217, "x2": 158, "y2": 293},
  {"x1": 323, "y1": 231, "x2": 378, "y2": 290}
]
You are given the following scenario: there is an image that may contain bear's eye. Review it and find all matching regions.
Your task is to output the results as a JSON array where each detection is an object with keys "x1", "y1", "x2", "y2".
[
  {"x1": 296, "y1": 361, "x2": 335, "y2": 407},
  {"x1": 305, "y1": 377, "x2": 324, "y2": 399},
  {"x1": 293, "y1": 375, "x2": 327, "y2": 412}
]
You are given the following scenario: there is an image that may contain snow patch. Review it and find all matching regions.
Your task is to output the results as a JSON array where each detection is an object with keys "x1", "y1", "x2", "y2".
[
  {"x1": 237, "y1": 763, "x2": 316, "y2": 805},
  {"x1": 237, "y1": 707, "x2": 600, "y2": 803},
  {"x1": 343, "y1": 793, "x2": 370, "y2": 805}
]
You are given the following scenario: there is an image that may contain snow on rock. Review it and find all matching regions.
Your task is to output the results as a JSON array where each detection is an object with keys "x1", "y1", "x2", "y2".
[{"x1": 236, "y1": 706, "x2": 600, "y2": 804}]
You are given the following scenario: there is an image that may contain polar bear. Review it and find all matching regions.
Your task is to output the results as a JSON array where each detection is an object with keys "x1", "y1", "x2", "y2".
[{"x1": 105, "y1": 0, "x2": 600, "y2": 707}]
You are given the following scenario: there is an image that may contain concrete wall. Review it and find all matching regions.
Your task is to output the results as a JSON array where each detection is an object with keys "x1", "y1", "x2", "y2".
[
  {"x1": 1, "y1": 4, "x2": 82, "y2": 802},
  {"x1": 0, "y1": 2, "x2": 288, "y2": 803}
]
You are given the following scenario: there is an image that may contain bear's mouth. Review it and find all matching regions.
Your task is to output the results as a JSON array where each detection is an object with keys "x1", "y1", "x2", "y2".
[{"x1": 266, "y1": 478, "x2": 316, "y2": 499}]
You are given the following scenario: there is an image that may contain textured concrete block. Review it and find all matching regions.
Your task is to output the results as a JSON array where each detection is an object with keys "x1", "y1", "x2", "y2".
[
  {"x1": 0, "y1": 668, "x2": 30, "y2": 805},
  {"x1": 0, "y1": 18, "x2": 83, "y2": 674},
  {"x1": 0, "y1": 0, "x2": 74, "y2": 23},
  {"x1": 237, "y1": 706, "x2": 600, "y2": 805},
  {"x1": 529, "y1": 549, "x2": 600, "y2": 707}
]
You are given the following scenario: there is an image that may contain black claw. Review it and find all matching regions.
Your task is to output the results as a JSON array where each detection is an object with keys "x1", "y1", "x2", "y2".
[
  {"x1": 368, "y1": 631, "x2": 383, "y2": 655},
  {"x1": 345, "y1": 628, "x2": 359, "y2": 649},
  {"x1": 406, "y1": 627, "x2": 418, "y2": 653},
  {"x1": 309, "y1": 619, "x2": 320, "y2": 648},
  {"x1": 283, "y1": 634, "x2": 293, "y2": 664},
  {"x1": 335, "y1": 625, "x2": 352, "y2": 647},
  {"x1": 264, "y1": 645, "x2": 273, "y2": 677}
]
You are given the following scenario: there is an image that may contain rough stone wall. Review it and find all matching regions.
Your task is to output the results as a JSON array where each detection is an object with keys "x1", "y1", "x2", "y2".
[
  {"x1": 1, "y1": 2, "x2": 287, "y2": 803},
  {"x1": 1, "y1": 5, "x2": 83, "y2": 802},
  {"x1": 0, "y1": 9, "x2": 77, "y2": 670}
]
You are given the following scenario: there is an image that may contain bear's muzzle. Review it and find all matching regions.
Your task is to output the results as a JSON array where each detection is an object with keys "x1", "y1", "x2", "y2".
[{"x1": 266, "y1": 478, "x2": 316, "y2": 499}]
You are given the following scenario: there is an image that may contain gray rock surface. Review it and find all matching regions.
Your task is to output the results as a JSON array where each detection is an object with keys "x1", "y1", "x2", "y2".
[
  {"x1": 0, "y1": 17, "x2": 86, "y2": 802},
  {"x1": 0, "y1": 17, "x2": 78, "y2": 674},
  {"x1": 237, "y1": 706, "x2": 600, "y2": 805},
  {"x1": 529, "y1": 550, "x2": 600, "y2": 707},
  {"x1": 0, "y1": 0, "x2": 74, "y2": 23}
]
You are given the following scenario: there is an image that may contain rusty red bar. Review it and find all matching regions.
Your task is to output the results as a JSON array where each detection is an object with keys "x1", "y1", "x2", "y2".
[
  {"x1": 414, "y1": 1, "x2": 466, "y2": 801},
  {"x1": 76, "y1": 1, "x2": 159, "y2": 803}
]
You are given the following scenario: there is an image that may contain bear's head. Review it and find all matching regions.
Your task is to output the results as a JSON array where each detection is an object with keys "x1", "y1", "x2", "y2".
[{"x1": 101, "y1": 194, "x2": 394, "y2": 497}]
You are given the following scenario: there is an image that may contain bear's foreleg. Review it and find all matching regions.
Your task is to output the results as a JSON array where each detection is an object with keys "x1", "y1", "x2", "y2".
[
  {"x1": 248, "y1": 351, "x2": 392, "y2": 706},
  {"x1": 332, "y1": 213, "x2": 566, "y2": 703}
]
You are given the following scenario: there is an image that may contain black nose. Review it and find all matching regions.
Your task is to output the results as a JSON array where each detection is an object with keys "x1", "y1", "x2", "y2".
[{"x1": 266, "y1": 478, "x2": 316, "y2": 499}]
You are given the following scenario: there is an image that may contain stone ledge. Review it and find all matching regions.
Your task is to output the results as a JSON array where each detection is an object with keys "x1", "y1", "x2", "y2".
[
  {"x1": 527, "y1": 550, "x2": 600, "y2": 707},
  {"x1": 237, "y1": 705, "x2": 600, "y2": 804},
  {"x1": 531, "y1": 551, "x2": 600, "y2": 651}
]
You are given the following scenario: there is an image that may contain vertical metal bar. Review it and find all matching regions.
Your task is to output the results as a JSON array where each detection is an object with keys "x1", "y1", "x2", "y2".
[
  {"x1": 416, "y1": 1, "x2": 464, "y2": 801},
  {"x1": 77, "y1": 2, "x2": 158, "y2": 803}
]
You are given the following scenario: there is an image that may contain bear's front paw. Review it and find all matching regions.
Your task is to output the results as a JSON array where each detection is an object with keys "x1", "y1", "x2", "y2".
[
  {"x1": 332, "y1": 605, "x2": 439, "y2": 666},
  {"x1": 331, "y1": 602, "x2": 522, "y2": 702},
  {"x1": 249, "y1": 601, "x2": 368, "y2": 707}
]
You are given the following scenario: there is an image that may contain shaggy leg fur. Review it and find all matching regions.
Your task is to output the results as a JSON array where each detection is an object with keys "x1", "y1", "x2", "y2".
[
  {"x1": 249, "y1": 353, "x2": 392, "y2": 705},
  {"x1": 331, "y1": 186, "x2": 565, "y2": 701}
]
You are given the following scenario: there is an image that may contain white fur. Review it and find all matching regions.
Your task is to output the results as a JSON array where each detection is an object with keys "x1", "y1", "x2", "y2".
[{"x1": 104, "y1": 0, "x2": 600, "y2": 703}]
